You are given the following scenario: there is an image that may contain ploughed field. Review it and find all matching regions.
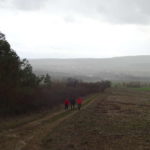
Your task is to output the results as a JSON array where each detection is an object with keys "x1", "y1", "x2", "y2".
[
  {"x1": 43, "y1": 88, "x2": 150, "y2": 150},
  {"x1": 0, "y1": 88, "x2": 150, "y2": 150}
]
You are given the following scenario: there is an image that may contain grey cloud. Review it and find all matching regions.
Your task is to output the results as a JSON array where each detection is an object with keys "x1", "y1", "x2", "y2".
[
  {"x1": 0, "y1": 0, "x2": 48, "y2": 10},
  {"x1": 1, "y1": 0, "x2": 150, "y2": 24},
  {"x1": 12, "y1": 0, "x2": 48, "y2": 11},
  {"x1": 96, "y1": 0, "x2": 150, "y2": 24},
  {"x1": 47, "y1": 0, "x2": 150, "y2": 24},
  {"x1": 50, "y1": 0, "x2": 150, "y2": 24}
]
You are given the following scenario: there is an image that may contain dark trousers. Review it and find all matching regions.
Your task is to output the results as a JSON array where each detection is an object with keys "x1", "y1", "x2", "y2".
[
  {"x1": 71, "y1": 104, "x2": 75, "y2": 110},
  {"x1": 78, "y1": 104, "x2": 81, "y2": 110},
  {"x1": 65, "y1": 104, "x2": 68, "y2": 110}
]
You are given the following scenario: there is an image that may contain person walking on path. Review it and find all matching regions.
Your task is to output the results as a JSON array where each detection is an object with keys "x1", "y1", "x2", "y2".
[
  {"x1": 77, "y1": 97, "x2": 83, "y2": 110},
  {"x1": 64, "y1": 99, "x2": 70, "y2": 110},
  {"x1": 70, "y1": 97, "x2": 76, "y2": 110}
]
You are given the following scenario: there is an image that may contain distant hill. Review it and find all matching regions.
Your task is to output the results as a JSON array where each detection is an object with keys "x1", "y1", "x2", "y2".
[{"x1": 29, "y1": 55, "x2": 150, "y2": 82}]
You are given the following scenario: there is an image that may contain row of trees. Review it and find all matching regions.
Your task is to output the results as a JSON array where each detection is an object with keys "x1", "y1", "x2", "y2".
[
  {"x1": 0, "y1": 32, "x2": 111, "y2": 116},
  {"x1": 114, "y1": 81, "x2": 150, "y2": 88}
]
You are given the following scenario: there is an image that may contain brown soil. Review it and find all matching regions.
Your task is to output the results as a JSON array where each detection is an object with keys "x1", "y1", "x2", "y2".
[{"x1": 1, "y1": 89, "x2": 150, "y2": 150}]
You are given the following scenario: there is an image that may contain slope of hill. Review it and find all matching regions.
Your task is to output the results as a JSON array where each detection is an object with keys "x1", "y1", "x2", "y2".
[
  {"x1": 43, "y1": 88, "x2": 150, "y2": 150},
  {"x1": 29, "y1": 55, "x2": 150, "y2": 82},
  {"x1": 1, "y1": 89, "x2": 150, "y2": 150}
]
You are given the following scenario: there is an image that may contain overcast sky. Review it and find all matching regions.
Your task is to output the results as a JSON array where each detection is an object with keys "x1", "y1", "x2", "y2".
[{"x1": 1, "y1": 0, "x2": 150, "y2": 58}]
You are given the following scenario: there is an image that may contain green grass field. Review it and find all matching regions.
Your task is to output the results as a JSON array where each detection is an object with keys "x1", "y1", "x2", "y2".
[{"x1": 131, "y1": 87, "x2": 150, "y2": 91}]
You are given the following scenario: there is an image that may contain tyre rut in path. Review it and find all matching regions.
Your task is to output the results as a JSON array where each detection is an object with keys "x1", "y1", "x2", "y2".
[
  {"x1": 21, "y1": 94, "x2": 100, "y2": 150},
  {"x1": 0, "y1": 94, "x2": 101, "y2": 150}
]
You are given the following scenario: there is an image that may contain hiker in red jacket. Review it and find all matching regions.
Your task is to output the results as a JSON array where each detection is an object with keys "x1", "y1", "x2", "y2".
[
  {"x1": 64, "y1": 99, "x2": 70, "y2": 110},
  {"x1": 76, "y1": 97, "x2": 83, "y2": 110}
]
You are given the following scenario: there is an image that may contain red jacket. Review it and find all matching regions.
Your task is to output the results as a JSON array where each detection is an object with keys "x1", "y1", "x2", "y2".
[
  {"x1": 64, "y1": 99, "x2": 70, "y2": 105},
  {"x1": 77, "y1": 98, "x2": 83, "y2": 104}
]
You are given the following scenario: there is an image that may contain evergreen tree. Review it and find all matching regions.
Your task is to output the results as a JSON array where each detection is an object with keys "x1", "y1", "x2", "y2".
[
  {"x1": 0, "y1": 32, "x2": 40, "y2": 88},
  {"x1": 0, "y1": 32, "x2": 21, "y2": 87},
  {"x1": 44, "y1": 74, "x2": 51, "y2": 88}
]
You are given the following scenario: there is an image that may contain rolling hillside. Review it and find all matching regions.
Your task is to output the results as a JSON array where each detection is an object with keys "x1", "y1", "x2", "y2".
[{"x1": 29, "y1": 55, "x2": 150, "y2": 82}]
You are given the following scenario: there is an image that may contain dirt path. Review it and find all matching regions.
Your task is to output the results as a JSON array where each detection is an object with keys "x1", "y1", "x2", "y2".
[
  {"x1": 0, "y1": 94, "x2": 99, "y2": 150},
  {"x1": 41, "y1": 89, "x2": 150, "y2": 150}
]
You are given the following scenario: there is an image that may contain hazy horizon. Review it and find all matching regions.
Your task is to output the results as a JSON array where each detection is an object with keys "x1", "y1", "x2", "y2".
[
  {"x1": 29, "y1": 55, "x2": 150, "y2": 82},
  {"x1": 27, "y1": 54, "x2": 150, "y2": 59}
]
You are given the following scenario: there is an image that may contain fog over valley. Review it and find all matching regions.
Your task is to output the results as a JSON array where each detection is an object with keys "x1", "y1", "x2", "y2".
[{"x1": 29, "y1": 55, "x2": 150, "y2": 82}]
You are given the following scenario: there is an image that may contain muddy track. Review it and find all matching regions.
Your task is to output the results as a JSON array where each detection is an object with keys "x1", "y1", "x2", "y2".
[{"x1": 0, "y1": 94, "x2": 101, "y2": 150}]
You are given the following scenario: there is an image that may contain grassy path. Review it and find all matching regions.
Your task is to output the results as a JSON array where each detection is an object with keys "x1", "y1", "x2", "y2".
[
  {"x1": 42, "y1": 89, "x2": 150, "y2": 150},
  {"x1": 2, "y1": 88, "x2": 149, "y2": 150},
  {"x1": 0, "y1": 93, "x2": 100, "y2": 150}
]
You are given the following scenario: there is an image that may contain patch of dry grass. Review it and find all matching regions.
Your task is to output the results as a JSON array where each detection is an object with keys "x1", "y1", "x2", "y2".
[{"x1": 43, "y1": 89, "x2": 150, "y2": 150}]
